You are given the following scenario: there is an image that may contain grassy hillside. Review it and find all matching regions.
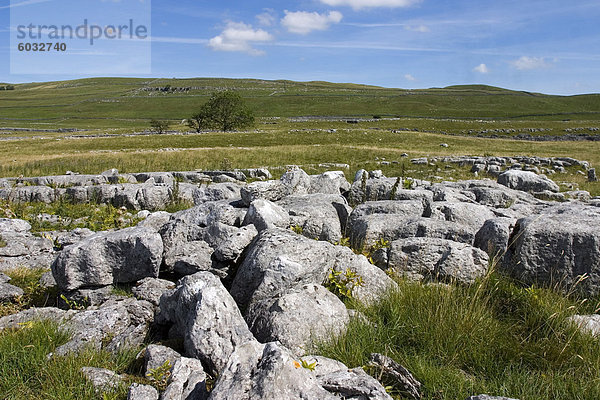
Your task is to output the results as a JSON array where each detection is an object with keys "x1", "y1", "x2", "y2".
[{"x1": 1, "y1": 77, "x2": 599, "y2": 130}]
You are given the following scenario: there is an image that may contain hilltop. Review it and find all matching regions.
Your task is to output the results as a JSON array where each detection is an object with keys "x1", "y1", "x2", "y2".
[{"x1": 0, "y1": 77, "x2": 599, "y2": 130}]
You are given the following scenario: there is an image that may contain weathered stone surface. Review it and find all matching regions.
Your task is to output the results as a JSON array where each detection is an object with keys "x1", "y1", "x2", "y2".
[
  {"x1": 157, "y1": 272, "x2": 254, "y2": 376},
  {"x1": 163, "y1": 240, "x2": 214, "y2": 275},
  {"x1": 309, "y1": 171, "x2": 351, "y2": 195},
  {"x1": 0, "y1": 229, "x2": 55, "y2": 272},
  {"x1": 432, "y1": 202, "x2": 496, "y2": 233},
  {"x1": 127, "y1": 383, "x2": 159, "y2": 400},
  {"x1": 381, "y1": 238, "x2": 489, "y2": 283},
  {"x1": 566, "y1": 314, "x2": 600, "y2": 337},
  {"x1": 132, "y1": 277, "x2": 176, "y2": 306},
  {"x1": 136, "y1": 211, "x2": 172, "y2": 232},
  {"x1": 466, "y1": 396, "x2": 520, "y2": 400},
  {"x1": 503, "y1": 203, "x2": 600, "y2": 295},
  {"x1": 52, "y1": 226, "x2": 163, "y2": 291},
  {"x1": 242, "y1": 199, "x2": 289, "y2": 231},
  {"x1": 277, "y1": 194, "x2": 350, "y2": 242},
  {"x1": 240, "y1": 180, "x2": 288, "y2": 206},
  {"x1": 0, "y1": 282, "x2": 24, "y2": 302},
  {"x1": 162, "y1": 357, "x2": 209, "y2": 400},
  {"x1": 209, "y1": 341, "x2": 337, "y2": 400},
  {"x1": 368, "y1": 353, "x2": 421, "y2": 400},
  {"x1": 81, "y1": 367, "x2": 122, "y2": 392},
  {"x1": 193, "y1": 182, "x2": 241, "y2": 205},
  {"x1": 280, "y1": 166, "x2": 312, "y2": 195},
  {"x1": 0, "y1": 307, "x2": 72, "y2": 331},
  {"x1": 0, "y1": 218, "x2": 31, "y2": 232},
  {"x1": 142, "y1": 344, "x2": 182, "y2": 376},
  {"x1": 498, "y1": 170, "x2": 559, "y2": 193},
  {"x1": 318, "y1": 367, "x2": 393, "y2": 400},
  {"x1": 52, "y1": 298, "x2": 154, "y2": 357},
  {"x1": 213, "y1": 225, "x2": 258, "y2": 263},
  {"x1": 246, "y1": 283, "x2": 350, "y2": 356},
  {"x1": 474, "y1": 218, "x2": 516, "y2": 256},
  {"x1": 231, "y1": 229, "x2": 396, "y2": 308},
  {"x1": 348, "y1": 177, "x2": 401, "y2": 205},
  {"x1": 349, "y1": 214, "x2": 475, "y2": 249},
  {"x1": 0, "y1": 272, "x2": 9, "y2": 283}
]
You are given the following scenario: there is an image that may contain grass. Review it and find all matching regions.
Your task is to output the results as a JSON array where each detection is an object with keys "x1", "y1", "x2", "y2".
[
  {"x1": 0, "y1": 267, "x2": 57, "y2": 318},
  {"x1": 316, "y1": 271, "x2": 600, "y2": 400},
  {"x1": 1, "y1": 78, "x2": 599, "y2": 131},
  {"x1": 1, "y1": 201, "x2": 143, "y2": 233},
  {"x1": 0, "y1": 320, "x2": 141, "y2": 400}
]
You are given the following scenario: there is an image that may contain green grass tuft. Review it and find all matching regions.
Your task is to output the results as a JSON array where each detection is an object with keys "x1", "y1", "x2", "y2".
[
  {"x1": 316, "y1": 272, "x2": 600, "y2": 400},
  {"x1": 0, "y1": 320, "x2": 142, "y2": 400}
]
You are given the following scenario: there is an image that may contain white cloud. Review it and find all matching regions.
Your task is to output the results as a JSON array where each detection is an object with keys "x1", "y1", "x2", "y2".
[
  {"x1": 208, "y1": 22, "x2": 273, "y2": 56},
  {"x1": 473, "y1": 63, "x2": 489, "y2": 74},
  {"x1": 256, "y1": 9, "x2": 276, "y2": 27},
  {"x1": 405, "y1": 24, "x2": 429, "y2": 32},
  {"x1": 404, "y1": 74, "x2": 416, "y2": 81},
  {"x1": 0, "y1": 0, "x2": 52, "y2": 9},
  {"x1": 510, "y1": 56, "x2": 551, "y2": 70},
  {"x1": 281, "y1": 10, "x2": 343, "y2": 34},
  {"x1": 319, "y1": 0, "x2": 421, "y2": 10}
]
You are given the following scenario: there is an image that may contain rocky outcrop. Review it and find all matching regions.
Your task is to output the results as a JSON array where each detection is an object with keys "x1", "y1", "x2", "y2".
[
  {"x1": 246, "y1": 283, "x2": 350, "y2": 355},
  {"x1": 503, "y1": 203, "x2": 600, "y2": 296},
  {"x1": 51, "y1": 226, "x2": 163, "y2": 291},
  {"x1": 498, "y1": 170, "x2": 559, "y2": 193},
  {"x1": 157, "y1": 272, "x2": 255, "y2": 376},
  {"x1": 377, "y1": 237, "x2": 489, "y2": 283}
]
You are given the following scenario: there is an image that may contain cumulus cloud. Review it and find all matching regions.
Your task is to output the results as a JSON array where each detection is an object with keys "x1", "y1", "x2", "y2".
[
  {"x1": 404, "y1": 74, "x2": 416, "y2": 81},
  {"x1": 510, "y1": 56, "x2": 551, "y2": 70},
  {"x1": 281, "y1": 10, "x2": 343, "y2": 34},
  {"x1": 319, "y1": 0, "x2": 421, "y2": 10},
  {"x1": 208, "y1": 22, "x2": 273, "y2": 56},
  {"x1": 256, "y1": 9, "x2": 277, "y2": 27},
  {"x1": 473, "y1": 63, "x2": 489, "y2": 74}
]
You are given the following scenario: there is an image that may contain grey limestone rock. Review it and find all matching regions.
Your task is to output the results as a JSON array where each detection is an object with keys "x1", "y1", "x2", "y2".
[
  {"x1": 503, "y1": 203, "x2": 600, "y2": 296},
  {"x1": 246, "y1": 283, "x2": 350, "y2": 356},
  {"x1": 132, "y1": 277, "x2": 176, "y2": 306},
  {"x1": 81, "y1": 367, "x2": 123, "y2": 392},
  {"x1": 381, "y1": 237, "x2": 489, "y2": 284},
  {"x1": 157, "y1": 271, "x2": 255, "y2": 376},
  {"x1": 162, "y1": 357, "x2": 209, "y2": 400},
  {"x1": 566, "y1": 314, "x2": 600, "y2": 338},
  {"x1": 51, "y1": 226, "x2": 163, "y2": 291},
  {"x1": 498, "y1": 170, "x2": 559, "y2": 193},
  {"x1": 208, "y1": 341, "x2": 338, "y2": 400},
  {"x1": 127, "y1": 383, "x2": 159, "y2": 400},
  {"x1": 318, "y1": 367, "x2": 393, "y2": 400},
  {"x1": 242, "y1": 199, "x2": 289, "y2": 231}
]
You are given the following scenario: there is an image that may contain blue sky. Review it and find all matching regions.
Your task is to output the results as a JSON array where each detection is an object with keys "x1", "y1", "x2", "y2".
[{"x1": 1, "y1": 0, "x2": 599, "y2": 94}]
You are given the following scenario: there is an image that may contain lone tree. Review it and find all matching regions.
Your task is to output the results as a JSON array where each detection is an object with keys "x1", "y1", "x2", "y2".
[
  {"x1": 149, "y1": 118, "x2": 169, "y2": 134},
  {"x1": 188, "y1": 90, "x2": 254, "y2": 132}
]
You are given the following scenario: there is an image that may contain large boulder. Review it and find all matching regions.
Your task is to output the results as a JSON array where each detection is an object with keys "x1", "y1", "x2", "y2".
[
  {"x1": 242, "y1": 199, "x2": 289, "y2": 231},
  {"x1": 277, "y1": 194, "x2": 350, "y2": 242},
  {"x1": 157, "y1": 272, "x2": 255, "y2": 376},
  {"x1": 51, "y1": 298, "x2": 154, "y2": 357},
  {"x1": 246, "y1": 283, "x2": 350, "y2": 356},
  {"x1": 503, "y1": 203, "x2": 600, "y2": 296},
  {"x1": 230, "y1": 229, "x2": 396, "y2": 309},
  {"x1": 378, "y1": 238, "x2": 489, "y2": 283},
  {"x1": 349, "y1": 214, "x2": 475, "y2": 250},
  {"x1": 0, "y1": 230, "x2": 55, "y2": 272},
  {"x1": 208, "y1": 341, "x2": 338, "y2": 400},
  {"x1": 309, "y1": 171, "x2": 351, "y2": 195},
  {"x1": 162, "y1": 240, "x2": 215, "y2": 276},
  {"x1": 474, "y1": 217, "x2": 516, "y2": 257},
  {"x1": 497, "y1": 170, "x2": 559, "y2": 193},
  {"x1": 193, "y1": 182, "x2": 241, "y2": 205},
  {"x1": 432, "y1": 202, "x2": 497, "y2": 233},
  {"x1": 51, "y1": 227, "x2": 163, "y2": 291}
]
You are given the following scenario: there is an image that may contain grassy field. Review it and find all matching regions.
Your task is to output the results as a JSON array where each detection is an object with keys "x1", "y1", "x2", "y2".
[
  {"x1": 1, "y1": 77, "x2": 600, "y2": 130},
  {"x1": 1, "y1": 77, "x2": 600, "y2": 399}
]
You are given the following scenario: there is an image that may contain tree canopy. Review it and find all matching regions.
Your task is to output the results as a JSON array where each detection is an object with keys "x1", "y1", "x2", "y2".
[{"x1": 188, "y1": 90, "x2": 254, "y2": 132}]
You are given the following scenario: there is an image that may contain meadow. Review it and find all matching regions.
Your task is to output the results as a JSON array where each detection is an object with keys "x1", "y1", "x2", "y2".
[{"x1": 1, "y1": 77, "x2": 599, "y2": 399}]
